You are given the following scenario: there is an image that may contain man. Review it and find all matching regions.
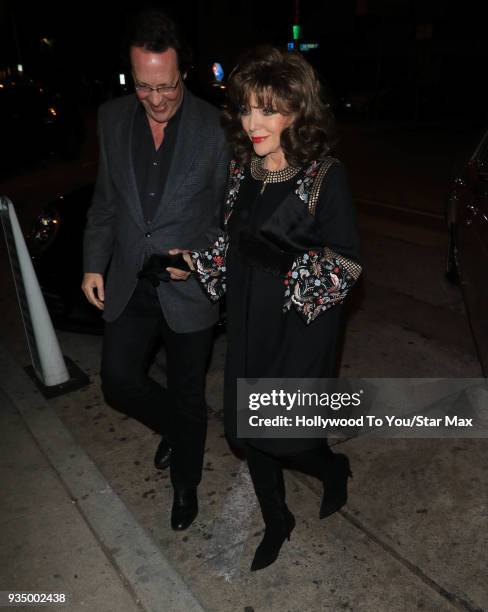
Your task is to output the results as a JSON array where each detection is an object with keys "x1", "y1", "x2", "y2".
[{"x1": 82, "y1": 10, "x2": 229, "y2": 531}]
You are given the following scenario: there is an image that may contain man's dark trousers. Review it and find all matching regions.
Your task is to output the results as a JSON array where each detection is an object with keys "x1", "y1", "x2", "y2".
[{"x1": 100, "y1": 278, "x2": 213, "y2": 488}]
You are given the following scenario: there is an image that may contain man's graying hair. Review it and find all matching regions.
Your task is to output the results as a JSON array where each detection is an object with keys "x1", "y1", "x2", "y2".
[{"x1": 127, "y1": 8, "x2": 192, "y2": 72}]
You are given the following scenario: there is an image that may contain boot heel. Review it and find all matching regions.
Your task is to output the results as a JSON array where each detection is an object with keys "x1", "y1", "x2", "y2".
[{"x1": 250, "y1": 508, "x2": 295, "y2": 572}]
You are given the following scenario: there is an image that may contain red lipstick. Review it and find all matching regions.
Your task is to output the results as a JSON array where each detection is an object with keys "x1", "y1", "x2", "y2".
[{"x1": 251, "y1": 136, "x2": 267, "y2": 144}]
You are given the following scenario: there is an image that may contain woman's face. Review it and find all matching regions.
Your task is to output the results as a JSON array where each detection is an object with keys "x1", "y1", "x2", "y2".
[{"x1": 240, "y1": 92, "x2": 294, "y2": 162}]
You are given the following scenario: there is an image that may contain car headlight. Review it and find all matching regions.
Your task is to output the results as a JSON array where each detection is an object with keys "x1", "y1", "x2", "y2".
[{"x1": 28, "y1": 208, "x2": 60, "y2": 256}]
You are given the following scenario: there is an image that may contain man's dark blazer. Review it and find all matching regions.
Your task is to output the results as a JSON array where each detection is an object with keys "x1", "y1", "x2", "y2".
[{"x1": 83, "y1": 89, "x2": 229, "y2": 333}]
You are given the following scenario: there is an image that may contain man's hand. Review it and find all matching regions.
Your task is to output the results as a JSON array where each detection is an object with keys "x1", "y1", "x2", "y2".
[
  {"x1": 82, "y1": 273, "x2": 105, "y2": 310},
  {"x1": 166, "y1": 249, "x2": 194, "y2": 281}
]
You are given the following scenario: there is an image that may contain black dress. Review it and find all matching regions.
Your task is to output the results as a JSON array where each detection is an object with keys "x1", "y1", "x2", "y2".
[{"x1": 192, "y1": 158, "x2": 361, "y2": 456}]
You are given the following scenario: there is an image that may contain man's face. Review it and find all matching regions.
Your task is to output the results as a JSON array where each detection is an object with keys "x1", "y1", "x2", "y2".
[{"x1": 130, "y1": 46, "x2": 184, "y2": 124}]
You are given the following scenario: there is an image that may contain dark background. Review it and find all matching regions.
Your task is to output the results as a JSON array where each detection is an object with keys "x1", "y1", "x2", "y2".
[{"x1": 1, "y1": 0, "x2": 488, "y2": 123}]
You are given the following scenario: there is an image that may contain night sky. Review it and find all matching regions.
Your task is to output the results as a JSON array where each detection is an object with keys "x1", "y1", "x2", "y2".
[{"x1": 1, "y1": 0, "x2": 488, "y2": 120}]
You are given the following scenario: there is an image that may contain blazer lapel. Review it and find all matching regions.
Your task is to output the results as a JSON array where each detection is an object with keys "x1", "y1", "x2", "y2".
[
  {"x1": 155, "y1": 90, "x2": 200, "y2": 216},
  {"x1": 113, "y1": 97, "x2": 146, "y2": 230}
]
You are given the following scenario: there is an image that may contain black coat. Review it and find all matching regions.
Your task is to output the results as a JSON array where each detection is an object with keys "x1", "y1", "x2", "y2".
[{"x1": 192, "y1": 159, "x2": 362, "y2": 456}]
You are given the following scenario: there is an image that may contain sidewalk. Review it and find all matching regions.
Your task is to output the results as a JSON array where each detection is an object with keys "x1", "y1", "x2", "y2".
[
  {"x1": 0, "y1": 345, "x2": 204, "y2": 612},
  {"x1": 1, "y1": 203, "x2": 486, "y2": 610},
  {"x1": 1, "y1": 329, "x2": 486, "y2": 611}
]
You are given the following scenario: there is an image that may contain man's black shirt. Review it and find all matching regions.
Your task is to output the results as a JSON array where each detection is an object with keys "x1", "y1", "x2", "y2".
[{"x1": 132, "y1": 99, "x2": 183, "y2": 224}]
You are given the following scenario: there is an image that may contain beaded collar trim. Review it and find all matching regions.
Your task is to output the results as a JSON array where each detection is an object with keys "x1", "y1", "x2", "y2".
[{"x1": 250, "y1": 156, "x2": 301, "y2": 192}]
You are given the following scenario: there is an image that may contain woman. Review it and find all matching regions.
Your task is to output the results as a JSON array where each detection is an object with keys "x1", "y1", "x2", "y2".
[{"x1": 173, "y1": 46, "x2": 361, "y2": 571}]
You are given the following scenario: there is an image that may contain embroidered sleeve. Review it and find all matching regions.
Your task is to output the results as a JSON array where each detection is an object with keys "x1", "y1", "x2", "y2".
[
  {"x1": 283, "y1": 247, "x2": 362, "y2": 324},
  {"x1": 189, "y1": 160, "x2": 244, "y2": 303},
  {"x1": 284, "y1": 159, "x2": 362, "y2": 323},
  {"x1": 191, "y1": 234, "x2": 228, "y2": 302},
  {"x1": 223, "y1": 160, "x2": 245, "y2": 225}
]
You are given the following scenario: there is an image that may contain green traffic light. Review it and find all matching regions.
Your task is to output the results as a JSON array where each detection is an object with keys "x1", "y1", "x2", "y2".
[{"x1": 292, "y1": 24, "x2": 302, "y2": 40}]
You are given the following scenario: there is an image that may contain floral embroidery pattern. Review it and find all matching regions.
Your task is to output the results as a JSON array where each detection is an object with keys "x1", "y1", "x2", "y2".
[
  {"x1": 192, "y1": 158, "x2": 361, "y2": 319},
  {"x1": 294, "y1": 160, "x2": 320, "y2": 205},
  {"x1": 191, "y1": 161, "x2": 244, "y2": 302},
  {"x1": 224, "y1": 162, "x2": 245, "y2": 226},
  {"x1": 283, "y1": 248, "x2": 362, "y2": 324},
  {"x1": 191, "y1": 235, "x2": 228, "y2": 302}
]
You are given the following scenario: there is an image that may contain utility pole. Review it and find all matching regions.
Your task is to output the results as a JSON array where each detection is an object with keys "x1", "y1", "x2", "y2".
[{"x1": 292, "y1": 0, "x2": 301, "y2": 50}]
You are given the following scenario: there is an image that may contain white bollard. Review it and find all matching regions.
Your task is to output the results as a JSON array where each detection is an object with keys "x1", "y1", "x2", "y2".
[{"x1": 0, "y1": 196, "x2": 70, "y2": 386}]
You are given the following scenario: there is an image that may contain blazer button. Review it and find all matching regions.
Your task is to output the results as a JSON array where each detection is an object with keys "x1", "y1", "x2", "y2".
[{"x1": 145, "y1": 231, "x2": 152, "y2": 238}]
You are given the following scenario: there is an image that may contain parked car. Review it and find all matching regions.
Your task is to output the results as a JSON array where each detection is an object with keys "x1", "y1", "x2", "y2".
[
  {"x1": 445, "y1": 127, "x2": 488, "y2": 375},
  {"x1": 0, "y1": 80, "x2": 85, "y2": 176},
  {"x1": 27, "y1": 184, "x2": 103, "y2": 333}
]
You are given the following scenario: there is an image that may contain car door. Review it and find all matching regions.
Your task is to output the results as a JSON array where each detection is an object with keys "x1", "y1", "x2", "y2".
[{"x1": 456, "y1": 130, "x2": 488, "y2": 375}]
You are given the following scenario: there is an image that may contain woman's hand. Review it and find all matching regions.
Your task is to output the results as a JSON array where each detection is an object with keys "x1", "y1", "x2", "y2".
[{"x1": 167, "y1": 249, "x2": 194, "y2": 280}]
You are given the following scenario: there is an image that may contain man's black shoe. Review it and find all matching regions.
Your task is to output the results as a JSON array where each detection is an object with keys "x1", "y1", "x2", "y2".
[
  {"x1": 154, "y1": 437, "x2": 171, "y2": 471},
  {"x1": 171, "y1": 487, "x2": 198, "y2": 531}
]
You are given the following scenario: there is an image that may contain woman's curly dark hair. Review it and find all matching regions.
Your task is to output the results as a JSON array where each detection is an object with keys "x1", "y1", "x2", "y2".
[{"x1": 222, "y1": 46, "x2": 335, "y2": 166}]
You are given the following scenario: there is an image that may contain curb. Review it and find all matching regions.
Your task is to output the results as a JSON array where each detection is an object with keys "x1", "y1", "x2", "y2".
[{"x1": 0, "y1": 342, "x2": 205, "y2": 612}]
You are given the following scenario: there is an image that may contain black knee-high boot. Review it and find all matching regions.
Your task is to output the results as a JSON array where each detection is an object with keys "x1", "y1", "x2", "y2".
[
  {"x1": 246, "y1": 445, "x2": 295, "y2": 572},
  {"x1": 285, "y1": 445, "x2": 352, "y2": 519}
]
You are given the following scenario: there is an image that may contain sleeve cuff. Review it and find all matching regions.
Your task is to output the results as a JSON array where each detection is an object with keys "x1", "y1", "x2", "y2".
[
  {"x1": 191, "y1": 234, "x2": 228, "y2": 302},
  {"x1": 283, "y1": 247, "x2": 362, "y2": 324}
]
